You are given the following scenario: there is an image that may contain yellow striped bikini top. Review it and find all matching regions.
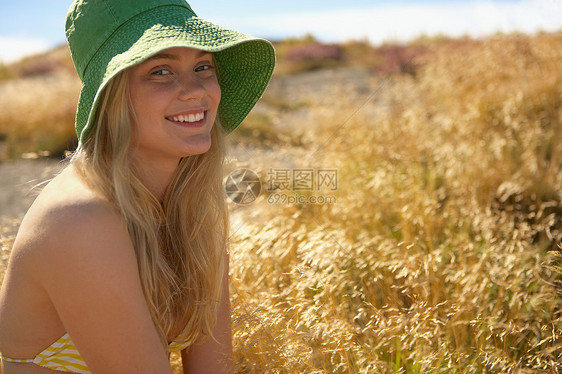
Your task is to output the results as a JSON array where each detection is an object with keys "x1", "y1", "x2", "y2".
[{"x1": 0, "y1": 333, "x2": 190, "y2": 373}]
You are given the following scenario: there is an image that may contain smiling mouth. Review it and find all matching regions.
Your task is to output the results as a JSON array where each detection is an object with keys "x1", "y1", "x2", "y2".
[{"x1": 166, "y1": 111, "x2": 205, "y2": 124}]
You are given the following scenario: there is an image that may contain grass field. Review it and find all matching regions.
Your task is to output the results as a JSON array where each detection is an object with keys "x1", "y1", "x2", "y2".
[{"x1": 1, "y1": 33, "x2": 561, "y2": 372}]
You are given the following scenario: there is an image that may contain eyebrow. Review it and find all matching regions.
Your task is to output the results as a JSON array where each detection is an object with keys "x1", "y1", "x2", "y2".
[{"x1": 146, "y1": 50, "x2": 212, "y2": 62}]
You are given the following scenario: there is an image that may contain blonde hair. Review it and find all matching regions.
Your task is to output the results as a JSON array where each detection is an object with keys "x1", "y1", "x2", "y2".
[{"x1": 72, "y1": 69, "x2": 228, "y2": 347}]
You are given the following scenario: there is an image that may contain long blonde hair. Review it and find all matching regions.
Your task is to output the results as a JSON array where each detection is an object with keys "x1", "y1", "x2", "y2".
[{"x1": 72, "y1": 69, "x2": 229, "y2": 347}]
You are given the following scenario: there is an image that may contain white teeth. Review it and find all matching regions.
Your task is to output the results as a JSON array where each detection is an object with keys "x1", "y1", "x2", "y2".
[{"x1": 168, "y1": 112, "x2": 205, "y2": 123}]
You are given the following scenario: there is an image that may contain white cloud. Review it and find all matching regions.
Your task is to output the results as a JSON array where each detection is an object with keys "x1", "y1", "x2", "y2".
[
  {"x1": 0, "y1": 36, "x2": 51, "y2": 64},
  {"x1": 243, "y1": 0, "x2": 562, "y2": 44}
]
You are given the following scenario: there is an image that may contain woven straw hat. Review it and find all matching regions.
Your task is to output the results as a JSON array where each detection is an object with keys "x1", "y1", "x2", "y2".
[{"x1": 65, "y1": 0, "x2": 275, "y2": 143}]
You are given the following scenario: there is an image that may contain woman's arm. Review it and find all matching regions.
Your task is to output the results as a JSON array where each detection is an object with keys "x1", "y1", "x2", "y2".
[
  {"x1": 29, "y1": 199, "x2": 174, "y2": 374},
  {"x1": 181, "y1": 252, "x2": 233, "y2": 373}
]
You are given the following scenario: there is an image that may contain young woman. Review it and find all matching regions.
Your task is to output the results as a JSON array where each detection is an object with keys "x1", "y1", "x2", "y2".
[{"x1": 0, "y1": 0, "x2": 275, "y2": 373}]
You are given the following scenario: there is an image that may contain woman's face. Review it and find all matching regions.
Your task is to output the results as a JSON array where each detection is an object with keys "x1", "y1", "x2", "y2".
[{"x1": 128, "y1": 47, "x2": 221, "y2": 164}]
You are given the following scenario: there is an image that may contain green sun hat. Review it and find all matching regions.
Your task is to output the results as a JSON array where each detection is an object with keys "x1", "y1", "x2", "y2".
[{"x1": 65, "y1": 0, "x2": 276, "y2": 144}]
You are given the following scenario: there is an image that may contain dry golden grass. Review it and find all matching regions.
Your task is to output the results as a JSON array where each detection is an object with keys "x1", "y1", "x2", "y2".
[
  {"x1": 0, "y1": 68, "x2": 80, "y2": 158},
  {"x1": 1, "y1": 33, "x2": 561, "y2": 373},
  {"x1": 226, "y1": 33, "x2": 562, "y2": 373}
]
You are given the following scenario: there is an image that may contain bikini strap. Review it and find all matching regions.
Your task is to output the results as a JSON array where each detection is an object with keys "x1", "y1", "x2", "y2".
[{"x1": 0, "y1": 353, "x2": 35, "y2": 363}]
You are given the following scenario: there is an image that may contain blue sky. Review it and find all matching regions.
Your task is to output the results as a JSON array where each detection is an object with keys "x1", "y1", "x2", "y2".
[{"x1": 0, "y1": 0, "x2": 561, "y2": 62}]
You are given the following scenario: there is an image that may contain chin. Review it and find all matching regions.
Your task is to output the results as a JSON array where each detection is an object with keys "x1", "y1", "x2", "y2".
[{"x1": 182, "y1": 136, "x2": 212, "y2": 156}]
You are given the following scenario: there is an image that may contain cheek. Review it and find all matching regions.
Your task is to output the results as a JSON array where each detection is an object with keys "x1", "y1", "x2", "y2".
[
  {"x1": 209, "y1": 79, "x2": 221, "y2": 108},
  {"x1": 128, "y1": 83, "x2": 158, "y2": 141},
  {"x1": 129, "y1": 82, "x2": 147, "y2": 118},
  {"x1": 130, "y1": 84, "x2": 171, "y2": 121}
]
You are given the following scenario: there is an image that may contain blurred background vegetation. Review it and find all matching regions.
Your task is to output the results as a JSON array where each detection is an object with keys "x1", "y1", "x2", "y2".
[
  {"x1": 1, "y1": 32, "x2": 561, "y2": 372},
  {"x1": 0, "y1": 33, "x2": 457, "y2": 159}
]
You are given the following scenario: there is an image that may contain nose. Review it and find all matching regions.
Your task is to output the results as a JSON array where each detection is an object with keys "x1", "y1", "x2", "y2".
[{"x1": 174, "y1": 72, "x2": 205, "y2": 101}]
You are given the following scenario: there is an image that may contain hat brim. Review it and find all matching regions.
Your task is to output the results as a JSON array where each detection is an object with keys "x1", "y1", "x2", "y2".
[{"x1": 76, "y1": 5, "x2": 275, "y2": 143}]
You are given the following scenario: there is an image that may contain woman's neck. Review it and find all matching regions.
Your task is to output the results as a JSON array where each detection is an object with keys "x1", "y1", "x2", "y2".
[{"x1": 133, "y1": 156, "x2": 180, "y2": 200}]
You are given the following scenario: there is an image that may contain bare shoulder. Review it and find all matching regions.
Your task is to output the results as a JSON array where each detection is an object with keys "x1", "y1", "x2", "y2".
[
  {"x1": 28, "y1": 164, "x2": 123, "y2": 232},
  {"x1": 6, "y1": 165, "x2": 172, "y2": 372},
  {"x1": 9, "y1": 164, "x2": 137, "y2": 297},
  {"x1": 14, "y1": 164, "x2": 130, "y2": 264}
]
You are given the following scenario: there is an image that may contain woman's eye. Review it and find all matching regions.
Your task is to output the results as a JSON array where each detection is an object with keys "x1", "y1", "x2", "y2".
[
  {"x1": 152, "y1": 68, "x2": 171, "y2": 76},
  {"x1": 195, "y1": 64, "x2": 213, "y2": 73}
]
